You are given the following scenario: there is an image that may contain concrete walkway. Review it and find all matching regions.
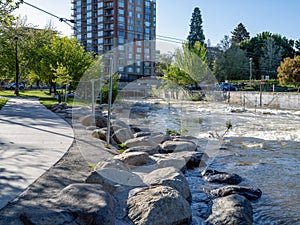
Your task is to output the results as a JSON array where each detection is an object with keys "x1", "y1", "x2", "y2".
[{"x1": 0, "y1": 98, "x2": 74, "y2": 209}]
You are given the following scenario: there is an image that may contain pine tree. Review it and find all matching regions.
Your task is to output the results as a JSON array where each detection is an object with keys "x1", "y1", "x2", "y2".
[
  {"x1": 187, "y1": 7, "x2": 205, "y2": 48},
  {"x1": 231, "y1": 23, "x2": 250, "y2": 44},
  {"x1": 295, "y1": 39, "x2": 300, "y2": 55}
]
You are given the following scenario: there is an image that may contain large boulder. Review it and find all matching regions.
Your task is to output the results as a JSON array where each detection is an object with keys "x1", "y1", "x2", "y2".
[
  {"x1": 94, "y1": 158, "x2": 131, "y2": 171},
  {"x1": 127, "y1": 186, "x2": 192, "y2": 225},
  {"x1": 117, "y1": 152, "x2": 149, "y2": 166},
  {"x1": 160, "y1": 141, "x2": 197, "y2": 153},
  {"x1": 91, "y1": 128, "x2": 107, "y2": 141},
  {"x1": 142, "y1": 167, "x2": 192, "y2": 203},
  {"x1": 202, "y1": 169, "x2": 243, "y2": 185},
  {"x1": 112, "y1": 128, "x2": 134, "y2": 144},
  {"x1": 210, "y1": 185, "x2": 262, "y2": 200},
  {"x1": 185, "y1": 152, "x2": 207, "y2": 169},
  {"x1": 124, "y1": 134, "x2": 170, "y2": 149},
  {"x1": 124, "y1": 145, "x2": 161, "y2": 155},
  {"x1": 81, "y1": 114, "x2": 107, "y2": 128},
  {"x1": 206, "y1": 194, "x2": 253, "y2": 225},
  {"x1": 53, "y1": 184, "x2": 115, "y2": 225},
  {"x1": 20, "y1": 208, "x2": 74, "y2": 225},
  {"x1": 150, "y1": 151, "x2": 203, "y2": 172},
  {"x1": 86, "y1": 168, "x2": 146, "y2": 193}
]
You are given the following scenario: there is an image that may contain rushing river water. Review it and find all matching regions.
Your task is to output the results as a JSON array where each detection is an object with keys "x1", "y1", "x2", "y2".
[{"x1": 115, "y1": 100, "x2": 300, "y2": 225}]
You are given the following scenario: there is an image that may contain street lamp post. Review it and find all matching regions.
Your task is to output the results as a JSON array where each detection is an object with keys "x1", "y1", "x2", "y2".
[
  {"x1": 249, "y1": 57, "x2": 253, "y2": 84},
  {"x1": 14, "y1": 36, "x2": 19, "y2": 96}
]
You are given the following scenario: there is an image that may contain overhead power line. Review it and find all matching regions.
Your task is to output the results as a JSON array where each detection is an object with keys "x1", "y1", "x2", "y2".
[
  {"x1": 22, "y1": 1, "x2": 188, "y2": 45},
  {"x1": 23, "y1": 1, "x2": 74, "y2": 28}
]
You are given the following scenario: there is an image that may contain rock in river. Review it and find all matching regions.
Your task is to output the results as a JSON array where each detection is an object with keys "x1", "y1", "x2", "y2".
[{"x1": 202, "y1": 169, "x2": 242, "y2": 185}]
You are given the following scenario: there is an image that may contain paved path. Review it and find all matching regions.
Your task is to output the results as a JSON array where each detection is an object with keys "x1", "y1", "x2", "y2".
[{"x1": 0, "y1": 98, "x2": 74, "y2": 209}]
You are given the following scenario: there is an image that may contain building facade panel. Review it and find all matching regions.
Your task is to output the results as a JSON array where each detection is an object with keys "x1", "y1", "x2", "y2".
[{"x1": 72, "y1": 0, "x2": 156, "y2": 80}]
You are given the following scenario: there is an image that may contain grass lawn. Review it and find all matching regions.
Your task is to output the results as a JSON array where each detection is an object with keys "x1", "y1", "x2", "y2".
[
  {"x1": 0, "y1": 89, "x2": 51, "y2": 98},
  {"x1": 0, "y1": 90, "x2": 71, "y2": 109},
  {"x1": 0, "y1": 89, "x2": 89, "y2": 109},
  {"x1": 0, "y1": 98, "x2": 9, "y2": 110}
]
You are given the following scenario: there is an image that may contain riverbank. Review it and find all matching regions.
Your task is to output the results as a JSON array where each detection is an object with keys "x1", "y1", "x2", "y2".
[{"x1": 0, "y1": 99, "x2": 299, "y2": 224}]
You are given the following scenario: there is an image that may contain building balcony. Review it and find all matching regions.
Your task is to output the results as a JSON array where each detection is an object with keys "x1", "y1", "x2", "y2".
[
  {"x1": 104, "y1": 18, "x2": 114, "y2": 23},
  {"x1": 103, "y1": 3, "x2": 114, "y2": 9}
]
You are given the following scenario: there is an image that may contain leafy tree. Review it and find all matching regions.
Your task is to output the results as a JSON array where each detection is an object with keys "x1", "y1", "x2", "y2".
[
  {"x1": 259, "y1": 37, "x2": 283, "y2": 79},
  {"x1": 100, "y1": 73, "x2": 119, "y2": 104},
  {"x1": 0, "y1": 0, "x2": 23, "y2": 26},
  {"x1": 240, "y1": 32, "x2": 295, "y2": 79},
  {"x1": 213, "y1": 40, "x2": 249, "y2": 81},
  {"x1": 158, "y1": 41, "x2": 213, "y2": 88},
  {"x1": 187, "y1": 7, "x2": 205, "y2": 48},
  {"x1": 231, "y1": 23, "x2": 250, "y2": 44},
  {"x1": 217, "y1": 35, "x2": 231, "y2": 52},
  {"x1": 37, "y1": 36, "x2": 93, "y2": 92},
  {"x1": 0, "y1": 26, "x2": 16, "y2": 81},
  {"x1": 277, "y1": 56, "x2": 300, "y2": 86}
]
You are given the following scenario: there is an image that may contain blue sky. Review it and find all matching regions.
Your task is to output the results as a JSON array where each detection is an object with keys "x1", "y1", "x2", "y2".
[{"x1": 15, "y1": 0, "x2": 300, "y2": 46}]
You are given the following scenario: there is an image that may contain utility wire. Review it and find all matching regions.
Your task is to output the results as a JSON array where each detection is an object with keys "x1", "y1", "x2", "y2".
[
  {"x1": 22, "y1": 1, "x2": 187, "y2": 44},
  {"x1": 23, "y1": 1, "x2": 75, "y2": 28}
]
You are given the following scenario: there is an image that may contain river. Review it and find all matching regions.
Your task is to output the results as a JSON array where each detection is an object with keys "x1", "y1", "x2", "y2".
[{"x1": 117, "y1": 99, "x2": 300, "y2": 225}]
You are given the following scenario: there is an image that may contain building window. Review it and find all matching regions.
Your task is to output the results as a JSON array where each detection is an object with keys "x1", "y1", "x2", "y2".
[
  {"x1": 128, "y1": 26, "x2": 134, "y2": 31},
  {"x1": 118, "y1": 16, "x2": 125, "y2": 23},
  {"x1": 136, "y1": 20, "x2": 142, "y2": 26},
  {"x1": 144, "y1": 48, "x2": 150, "y2": 54},
  {"x1": 136, "y1": 13, "x2": 141, "y2": 19},
  {"x1": 118, "y1": 31, "x2": 125, "y2": 37},
  {"x1": 128, "y1": 18, "x2": 134, "y2": 24},
  {"x1": 136, "y1": 27, "x2": 142, "y2": 33},
  {"x1": 119, "y1": 0, "x2": 124, "y2": 8},
  {"x1": 118, "y1": 37, "x2": 125, "y2": 44}
]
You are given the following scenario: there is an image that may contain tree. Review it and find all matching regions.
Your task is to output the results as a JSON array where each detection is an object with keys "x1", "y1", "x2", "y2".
[
  {"x1": 231, "y1": 23, "x2": 250, "y2": 44},
  {"x1": 240, "y1": 32, "x2": 295, "y2": 79},
  {"x1": 38, "y1": 36, "x2": 93, "y2": 92},
  {"x1": 213, "y1": 36, "x2": 249, "y2": 81},
  {"x1": 295, "y1": 39, "x2": 300, "y2": 55},
  {"x1": 187, "y1": 7, "x2": 205, "y2": 48},
  {"x1": 158, "y1": 41, "x2": 212, "y2": 88},
  {"x1": 259, "y1": 37, "x2": 283, "y2": 79},
  {"x1": 277, "y1": 56, "x2": 300, "y2": 86},
  {"x1": 0, "y1": 0, "x2": 23, "y2": 26}
]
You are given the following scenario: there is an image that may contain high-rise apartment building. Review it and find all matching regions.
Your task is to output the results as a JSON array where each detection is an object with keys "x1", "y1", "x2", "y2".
[{"x1": 72, "y1": 0, "x2": 156, "y2": 81}]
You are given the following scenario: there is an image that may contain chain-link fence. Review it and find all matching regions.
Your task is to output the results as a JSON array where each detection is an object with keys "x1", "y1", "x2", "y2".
[{"x1": 230, "y1": 91, "x2": 300, "y2": 110}]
